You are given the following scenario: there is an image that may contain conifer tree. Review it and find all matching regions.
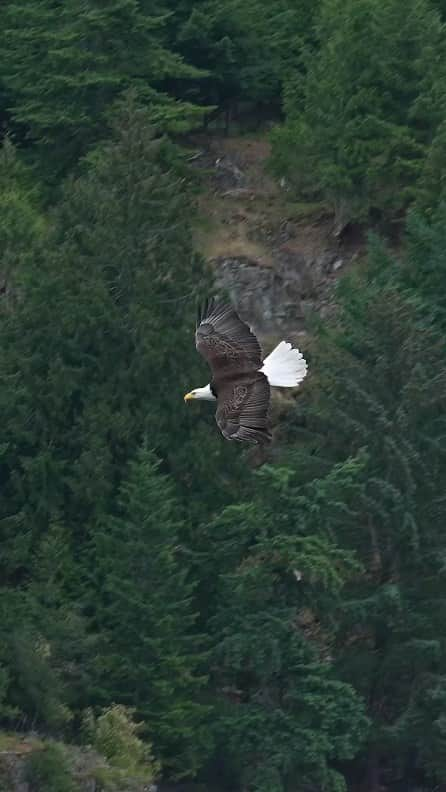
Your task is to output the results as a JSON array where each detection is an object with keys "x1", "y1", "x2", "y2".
[
  {"x1": 0, "y1": 520, "x2": 92, "y2": 730},
  {"x1": 284, "y1": 264, "x2": 446, "y2": 790},
  {"x1": 174, "y1": 0, "x2": 317, "y2": 122},
  {"x1": 403, "y1": 203, "x2": 446, "y2": 326},
  {"x1": 270, "y1": 0, "x2": 444, "y2": 228},
  {"x1": 206, "y1": 460, "x2": 369, "y2": 792},
  {"x1": 0, "y1": 138, "x2": 44, "y2": 592},
  {"x1": 0, "y1": 95, "x2": 243, "y2": 563},
  {"x1": 92, "y1": 446, "x2": 211, "y2": 777},
  {"x1": 0, "y1": 139, "x2": 43, "y2": 285},
  {"x1": 1, "y1": 0, "x2": 204, "y2": 176},
  {"x1": 0, "y1": 97, "x2": 247, "y2": 739}
]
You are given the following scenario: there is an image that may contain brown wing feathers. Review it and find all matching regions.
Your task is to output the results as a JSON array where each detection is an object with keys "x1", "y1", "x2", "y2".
[
  {"x1": 196, "y1": 298, "x2": 271, "y2": 444},
  {"x1": 196, "y1": 297, "x2": 262, "y2": 373}
]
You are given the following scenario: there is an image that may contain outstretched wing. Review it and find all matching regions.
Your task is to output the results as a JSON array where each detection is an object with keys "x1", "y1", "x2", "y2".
[
  {"x1": 196, "y1": 298, "x2": 262, "y2": 377},
  {"x1": 216, "y1": 372, "x2": 271, "y2": 445}
]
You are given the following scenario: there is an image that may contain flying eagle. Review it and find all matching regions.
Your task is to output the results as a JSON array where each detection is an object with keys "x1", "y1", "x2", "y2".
[{"x1": 184, "y1": 298, "x2": 307, "y2": 444}]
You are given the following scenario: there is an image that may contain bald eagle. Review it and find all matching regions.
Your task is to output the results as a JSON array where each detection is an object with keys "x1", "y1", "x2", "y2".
[{"x1": 184, "y1": 298, "x2": 307, "y2": 444}]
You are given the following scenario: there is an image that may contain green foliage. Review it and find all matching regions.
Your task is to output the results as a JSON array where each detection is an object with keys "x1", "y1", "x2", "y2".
[
  {"x1": 26, "y1": 742, "x2": 79, "y2": 792},
  {"x1": 284, "y1": 259, "x2": 446, "y2": 788},
  {"x1": 12, "y1": 628, "x2": 72, "y2": 730},
  {"x1": 0, "y1": 95, "x2": 243, "y2": 757},
  {"x1": 3, "y1": 3, "x2": 446, "y2": 790},
  {"x1": 0, "y1": 0, "x2": 204, "y2": 177},
  {"x1": 83, "y1": 705, "x2": 159, "y2": 788},
  {"x1": 204, "y1": 459, "x2": 369, "y2": 791},
  {"x1": 415, "y1": 120, "x2": 446, "y2": 214},
  {"x1": 0, "y1": 93, "x2": 251, "y2": 751},
  {"x1": 403, "y1": 205, "x2": 446, "y2": 325},
  {"x1": 93, "y1": 446, "x2": 211, "y2": 777},
  {"x1": 0, "y1": 669, "x2": 11, "y2": 722},
  {"x1": 0, "y1": 96, "x2": 237, "y2": 576},
  {"x1": 0, "y1": 527, "x2": 91, "y2": 730},
  {"x1": 271, "y1": 0, "x2": 445, "y2": 227},
  {"x1": 432, "y1": 0, "x2": 446, "y2": 18},
  {"x1": 0, "y1": 520, "x2": 85, "y2": 730},
  {"x1": 0, "y1": 139, "x2": 43, "y2": 283},
  {"x1": 174, "y1": 0, "x2": 317, "y2": 115}
]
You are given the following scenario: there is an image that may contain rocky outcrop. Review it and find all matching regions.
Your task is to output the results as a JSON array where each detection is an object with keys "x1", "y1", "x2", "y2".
[
  {"x1": 214, "y1": 247, "x2": 342, "y2": 341},
  {"x1": 191, "y1": 134, "x2": 365, "y2": 342},
  {"x1": 0, "y1": 750, "x2": 29, "y2": 792}
]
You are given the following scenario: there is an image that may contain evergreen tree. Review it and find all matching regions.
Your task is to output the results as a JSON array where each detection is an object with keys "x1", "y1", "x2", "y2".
[
  {"x1": 270, "y1": 0, "x2": 444, "y2": 229},
  {"x1": 205, "y1": 460, "x2": 369, "y2": 792},
  {"x1": 173, "y1": 0, "x2": 318, "y2": 126},
  {"x1": 432, "y1": 0, "x2": 446, "y2": 19},
  {"x1": 0, "y1": 520, "x2": 93, "y2": 731},
  {"x1": 0, "y1": 95, "x2": 242, "y2": 566},
  {"x1": 415, "y1": 121, "x2": 446, "y2": 215},
  {"x1": 0, "y1": 138, "x2": 43, "y2": 286},
  {"x1": 93, "y1": 446, "x2": 211, "y2": 777},
  {"x1": 403, "y1": 203, "x2": 446, "y2": 327},
  {"x1": 0, "y1": 0, "x2": 204, "y2": 177},
  {"x1": 0, "y1": 97, "x2": 247, "y2": 740},
  {"x1": 283, "y1": 263, "x2": 446, "y2": 790}
]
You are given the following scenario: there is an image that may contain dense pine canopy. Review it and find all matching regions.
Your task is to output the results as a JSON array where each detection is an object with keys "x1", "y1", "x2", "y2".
[{"x1": 1, "y1": 1, "x2": 446, "y2": 790}]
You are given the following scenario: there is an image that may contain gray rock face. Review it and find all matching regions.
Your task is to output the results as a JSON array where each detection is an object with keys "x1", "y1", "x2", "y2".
[
  {"x1": 214, "y1": 247, "x2": 339, "y2": 341},
  {"x1": 0, "y1": 751, "x2": 30, "y2": 792}
]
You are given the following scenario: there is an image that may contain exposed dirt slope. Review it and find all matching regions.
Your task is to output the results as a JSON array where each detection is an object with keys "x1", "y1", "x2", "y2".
[{"x1": 190, "y1": 134, "x2": 367, "y2": 345}]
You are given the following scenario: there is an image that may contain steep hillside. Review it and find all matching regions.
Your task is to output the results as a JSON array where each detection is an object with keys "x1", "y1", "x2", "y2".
[{"x1": 190, "y1": 134, "x2": 367, "y2": 345}]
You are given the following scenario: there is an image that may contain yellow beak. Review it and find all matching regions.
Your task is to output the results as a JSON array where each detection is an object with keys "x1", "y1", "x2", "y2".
[{"x1": 184, "y1": 391, "x2": 194, "y2": 402}]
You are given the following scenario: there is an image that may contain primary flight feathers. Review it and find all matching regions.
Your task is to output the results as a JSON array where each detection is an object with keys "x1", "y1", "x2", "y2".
[
  {"x1": 196, "y1": 297, "x2": 262, "y2": 368},
  {"x1": 185, "y1": 297, "x2": 308, "y2": 444}
]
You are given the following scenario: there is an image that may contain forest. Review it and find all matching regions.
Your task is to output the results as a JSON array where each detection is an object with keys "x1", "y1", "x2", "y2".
[{"x1": 1, "y1": 1, "x2": 446, "y2": 790}]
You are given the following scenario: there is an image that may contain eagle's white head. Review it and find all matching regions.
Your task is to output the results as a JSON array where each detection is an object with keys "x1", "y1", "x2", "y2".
[{"x1": 184, "y1": 384, "x2": 216, "y2": 402}]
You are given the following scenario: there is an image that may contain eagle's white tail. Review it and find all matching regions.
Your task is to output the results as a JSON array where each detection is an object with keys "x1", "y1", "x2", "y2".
[{"x1": 260, "y1": 341, "x2": 308, "y2": 388}]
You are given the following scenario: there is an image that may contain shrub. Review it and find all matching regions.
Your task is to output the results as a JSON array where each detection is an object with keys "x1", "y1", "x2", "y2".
[
  {"x1": 83, "y1": 705, "x2": 160, "y2": 787},
  {"x1": 26, "y1": 742, "x2": 79, "y2": 792}
]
